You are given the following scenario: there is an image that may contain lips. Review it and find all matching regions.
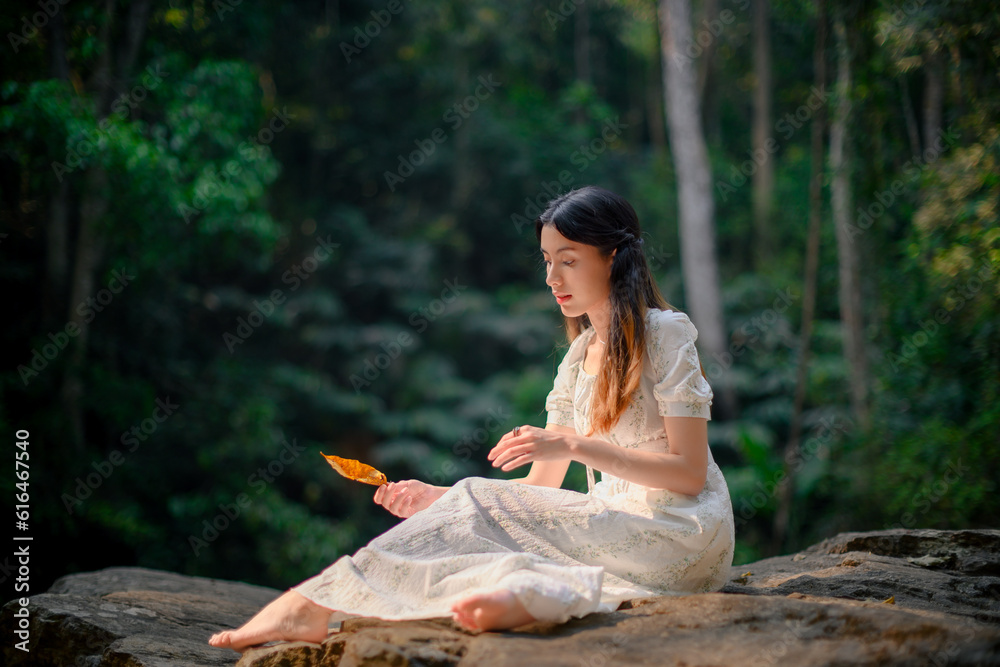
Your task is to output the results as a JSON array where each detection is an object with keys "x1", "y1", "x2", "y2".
[{"x1": 553, "y1": 292, "x2": 572, "y2": 304}]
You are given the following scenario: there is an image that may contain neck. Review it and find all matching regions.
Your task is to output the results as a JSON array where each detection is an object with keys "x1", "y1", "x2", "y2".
[{"x1": 587, "y1": 305, "x2": 611, "y2": 345}]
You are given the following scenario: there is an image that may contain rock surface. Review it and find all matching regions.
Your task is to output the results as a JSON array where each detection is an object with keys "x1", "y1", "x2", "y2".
[
  {"x1": 3, "y1": 529, "x2": 999, "y2": 666},
  {"x1": 1, "y1": 568, "x2": 281, "y2": 667}
]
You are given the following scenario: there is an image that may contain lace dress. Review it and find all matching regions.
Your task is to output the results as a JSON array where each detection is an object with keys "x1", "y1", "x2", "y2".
[{"x1": 292, "y1": 308, "x2": 735, "y2": 624}]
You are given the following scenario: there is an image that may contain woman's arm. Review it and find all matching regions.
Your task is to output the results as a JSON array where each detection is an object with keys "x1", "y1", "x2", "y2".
[
  {"x1": 570, "y1": 417, "x2": 707, "y2": 495},
  {"x1": 491, "y1": 416, "x2": 708, "y2": 496},
  {"x1": 512, "y1": 423, "x2": 573, "y2": 488}
]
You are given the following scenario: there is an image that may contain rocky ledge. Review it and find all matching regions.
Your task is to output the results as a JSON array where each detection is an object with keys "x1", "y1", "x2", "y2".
[{"x1": 3, "y1": 528, "x2": 999, "y2": 666}]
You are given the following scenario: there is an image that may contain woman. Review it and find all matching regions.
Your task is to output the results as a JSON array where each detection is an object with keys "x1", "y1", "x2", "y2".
[{"x1": 209, "y1": 185, "x2": 734, "y2": 650}]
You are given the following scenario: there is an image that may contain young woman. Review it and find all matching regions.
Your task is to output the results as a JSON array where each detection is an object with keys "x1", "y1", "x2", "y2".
[{"x1": 209, "y1": 185, "x2": 735, "y2": 650}]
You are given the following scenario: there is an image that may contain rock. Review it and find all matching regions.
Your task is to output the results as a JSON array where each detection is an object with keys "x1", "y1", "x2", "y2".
[
  {"x1": 1, "y1": 567, "x2": 281, "y2": 667},
  {"x1": 719, "y1": 528, "x2": 1000, "y2": 625},
  {"x1": 239, "y1": 593, "x2": 999, "y2": 667},
  {"x1": 3, "y1": 530, "x2": 999, "y2": 666}
]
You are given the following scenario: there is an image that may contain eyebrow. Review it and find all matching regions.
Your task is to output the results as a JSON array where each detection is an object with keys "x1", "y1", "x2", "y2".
[{"x1": 540, "y1": 246, "x2": 577, "y2": 255}]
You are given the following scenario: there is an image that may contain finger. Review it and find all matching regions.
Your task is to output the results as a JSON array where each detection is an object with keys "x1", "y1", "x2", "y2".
[
  {"x1": 493, "y1": 444, "x2": 531, "y2": 466},
  {"x1": 489, "y1": 434, "x2": 521, "y2": 460},
  {"x1": 389, "y1": 490, "x2": 409, "y2": 515},
  {"x1": 500, "y1": 453, "x2": 532, "y2": 471},
  {"x1": 488, "y1": 441, "x2": 510, "y2": 461},
  {"x1": 490, "y1": 433, "x2": 513, "y2": 454},
  {"x1": 381, "y1": 484, "x2": 401, "y2": 510}
]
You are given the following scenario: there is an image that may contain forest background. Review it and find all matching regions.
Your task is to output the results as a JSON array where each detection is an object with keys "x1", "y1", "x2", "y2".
[{"x1": 1, "y1": 0, "x2": 997, "y2": 597}]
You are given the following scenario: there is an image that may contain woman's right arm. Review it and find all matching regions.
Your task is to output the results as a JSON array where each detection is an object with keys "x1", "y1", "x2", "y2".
[
  {"x1": 375, "y1": 424, "x2": 574, "y2": 516},
  {"x1": 513, "y1": 423, "x2": 573, "y2": 488}
]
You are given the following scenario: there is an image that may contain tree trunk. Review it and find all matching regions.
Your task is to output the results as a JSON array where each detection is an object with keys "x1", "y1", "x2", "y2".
[
  {"x1": 45, "y1": 10, "x2": 71, "y2": 330},
  {"x1": 574, "y1": 0, "x2": 591, "y2": 85},
  {"x1": 829, "y1": 11, "x2": 869, "y2": 429},
  {"x1": 572, "y1": 0, "x2": 591, "y2": 126},
  {"x1": 922, "y1": 48, "x2": 943, "y2": 150},
  {"x1": 646, "y1": 51, "x2": 667, "y2": 153},
  {"x1": 62, "y1": 0, "x2": 152, "y2": 450},
  {"x1": 449, "y1": 58, "x2": 475, "y2": 212},
  {"x1": 658, "y1": 0, "x2": 734, "y2": 419},
  {"x1": 697, "y1": 0, "x2": 719, "y2": 141},
  {"x1": 752, "y1": 0, "x2": 773, "y2": 265},
  {"x1": 899, "y1": 76, "x2": 921, "y2": 157},
  {"x1": 772, "y1": 0, "x2": 826, "y2": 554}
]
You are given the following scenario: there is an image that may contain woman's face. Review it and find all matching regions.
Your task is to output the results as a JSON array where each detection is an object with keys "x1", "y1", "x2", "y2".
[{"x1": 540, "y1": 224, "x2": 616, "y2": 319}]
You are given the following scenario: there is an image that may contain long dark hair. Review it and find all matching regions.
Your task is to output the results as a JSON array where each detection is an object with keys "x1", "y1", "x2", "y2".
[{"x1": 535, "y1": 185, "x2": 680, "y2": 436}]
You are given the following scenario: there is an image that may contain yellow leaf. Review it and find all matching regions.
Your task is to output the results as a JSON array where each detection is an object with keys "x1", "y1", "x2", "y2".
[
  {"x1": 742, "y1": 571, "x2": 753, "y2": 577},
  {"x1": 882, "y1": 596, "x2": 895, "y2": 604},
  {"x1": 320, "y1": 452, "x2": 389, "y2": 486}
]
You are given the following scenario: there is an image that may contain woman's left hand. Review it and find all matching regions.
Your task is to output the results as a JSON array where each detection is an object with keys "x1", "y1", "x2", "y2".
[{"x1": 488, "y1": 425, "x2": 575, "y2": 471}]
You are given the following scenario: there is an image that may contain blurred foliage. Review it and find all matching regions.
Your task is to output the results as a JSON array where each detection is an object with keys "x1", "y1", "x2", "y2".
[{"x1": 0, "y1": 0, "x2": 997, "y2": 595}]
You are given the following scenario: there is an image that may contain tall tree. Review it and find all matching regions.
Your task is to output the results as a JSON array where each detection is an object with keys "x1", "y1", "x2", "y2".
[
  {"x1": 829, "y1": 9, "x2": 869, "y2": 428},
  {"x1": 751, "y1": 0, "x2": 774, "y2": 265},
  {"x1": 922, "y1": 47, "x2": 944, "y2": 149},
  {"x1": 773, "y1": 0, "x2": 827, "y2": 553},
  {"x1": 658, "y1": 0, "x2": 733, "y2": 417},
  {"x1": 697, "y1": 0, "x2": 720, "y2": 140},
  {"x1": 61, "y1": 0, "x2": 153, "y2": 450}
]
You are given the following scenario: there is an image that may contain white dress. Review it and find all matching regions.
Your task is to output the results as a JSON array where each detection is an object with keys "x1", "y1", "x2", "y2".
[{"x1": 292, "y1": 308, "x2": 735, "y2": 624}]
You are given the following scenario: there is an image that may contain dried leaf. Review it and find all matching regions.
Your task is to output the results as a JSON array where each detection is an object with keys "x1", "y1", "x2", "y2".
[
  {"x1": 320, "y1": 452, "x2": 389, "y2": 486},
  {"x1": 882, "y1": 596, "x2": 895, "y2": 605}
]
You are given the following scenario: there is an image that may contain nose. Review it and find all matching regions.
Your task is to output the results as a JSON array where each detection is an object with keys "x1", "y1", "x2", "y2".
[{"x1": 545, "y1": 263, "x2": 560, "y2": 287}]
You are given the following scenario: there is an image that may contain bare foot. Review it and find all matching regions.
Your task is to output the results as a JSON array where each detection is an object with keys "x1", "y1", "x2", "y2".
[
  {"x1": 450, "y1": 589, "x2": 536, "y2": 632},
  {"x1": 208, "y1": 590, "x2": 333, "y2": 651}
]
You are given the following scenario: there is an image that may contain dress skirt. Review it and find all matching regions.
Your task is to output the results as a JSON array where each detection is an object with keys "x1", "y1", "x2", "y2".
[{"x1": 292, "y1": 462, "x2": 734, "y2": 625}]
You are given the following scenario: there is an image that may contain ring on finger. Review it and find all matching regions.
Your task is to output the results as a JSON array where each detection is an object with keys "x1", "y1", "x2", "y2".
[{"x1": 513, "y1": 425, "x2": 521, "y2": 437}]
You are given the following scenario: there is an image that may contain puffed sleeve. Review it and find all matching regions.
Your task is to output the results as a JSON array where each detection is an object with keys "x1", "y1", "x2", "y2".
[
  {"x1": 544, "y1": 333, "x2": 588, "y2": 430},
  {"x1": 648, "y1": 310, "x2": 714, "y2": 420}
]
